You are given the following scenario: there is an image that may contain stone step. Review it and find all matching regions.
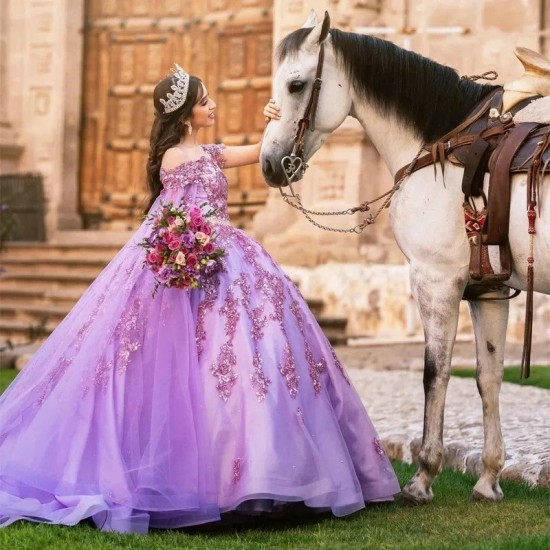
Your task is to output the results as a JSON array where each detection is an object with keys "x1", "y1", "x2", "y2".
[
  {"x1": 0, "y1": 319, "x2": 57, "y2": 345},
  {"x1": 0, "y1": 262, "x2": 108, "y2": 277},
  {"x1": 0, "y1": 286, "x2": 81, "y2": 306},
  {"x1": 0, "y1": 239, "x2": 349, "y2": 348},
  {"x1": 0, "y1": 256, "x2": 113, "y2": 267},
  {"x1": 0, "y1": 301, "x2": 69, "y2": 323},
  {"x1": 0, "y1": 272, "x2": 97, "y2": 292},
  {"x1": 317, "y1": 316, "x2": 348, "y2": 346},
  {"x1": 305, "y1": 297, "x2": 324, "y2": 317},
  {"x1": 1, "y1": 243, "x2": 121, "y2": 262}
]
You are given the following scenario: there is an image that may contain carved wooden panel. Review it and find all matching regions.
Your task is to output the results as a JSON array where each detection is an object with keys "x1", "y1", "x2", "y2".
[{"x1": 81, "y1": 0, "x2": 272, "y2": 229}]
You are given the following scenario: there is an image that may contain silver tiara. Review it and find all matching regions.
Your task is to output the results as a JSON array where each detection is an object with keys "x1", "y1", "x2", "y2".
[{"x1": 159, "y1": 63, "x2": 190, "y2": 114}]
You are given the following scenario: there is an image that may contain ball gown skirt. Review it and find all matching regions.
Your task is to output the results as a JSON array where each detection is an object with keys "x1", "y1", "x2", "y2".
[{"x1": 0, "y1": 145, "x2": 400, "y2": 534}]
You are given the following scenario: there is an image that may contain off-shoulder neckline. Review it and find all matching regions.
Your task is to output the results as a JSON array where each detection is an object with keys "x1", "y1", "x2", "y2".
[{"x1": 160, "y1": 145, "x2": 214, "y2": 174}]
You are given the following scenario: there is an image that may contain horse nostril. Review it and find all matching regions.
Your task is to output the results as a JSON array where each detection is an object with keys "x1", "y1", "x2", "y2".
[{"x1": 263, "y1": 158, "x2": 274, "y2": 178}]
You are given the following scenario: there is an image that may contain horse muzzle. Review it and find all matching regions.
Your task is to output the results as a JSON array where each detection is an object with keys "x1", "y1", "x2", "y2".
[{"x1": 261, "y1": 149, "x2": 309, "y2": 187}]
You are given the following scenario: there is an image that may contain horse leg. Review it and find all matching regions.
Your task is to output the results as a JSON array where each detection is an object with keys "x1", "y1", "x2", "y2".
[
  {"x1": 401, "y1": 267, "x2": 465, "y2": 505},
  {"x1": 468, "y1": 290, "x2": 508, "y2": 502}
]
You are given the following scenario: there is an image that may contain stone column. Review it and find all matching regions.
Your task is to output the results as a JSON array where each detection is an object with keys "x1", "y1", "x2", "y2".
[
  {"x1": 3, "y1": 0, "x2": 84, "y2": 238},
  {"x1": 0, "y1": 0, "x2": 24, "y2": 172},
  {"x1": 57, "y1": 1, "x2": 85, "y2": 231}
]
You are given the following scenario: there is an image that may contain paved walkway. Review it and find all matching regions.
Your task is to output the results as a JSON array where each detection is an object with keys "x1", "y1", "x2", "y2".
[{"x1": 336, "y1": 342, "x2": 550, "y2": 488}]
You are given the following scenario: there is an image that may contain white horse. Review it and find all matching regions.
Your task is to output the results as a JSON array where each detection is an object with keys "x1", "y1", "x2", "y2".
[{"x1": 260, "y1": 11, "x2": 550, "y2": 505}]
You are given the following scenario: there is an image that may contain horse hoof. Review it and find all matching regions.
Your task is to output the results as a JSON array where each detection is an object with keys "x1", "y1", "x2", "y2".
[
  {"x1": 472, "y1": 479, "x2": 504, "y2": 502},
  {"x1": 471, "y1": 488, "x2": 504, "y2": 502},
  {"x1": 401, "y1": 481, "x2": 434, "y2": 506}
]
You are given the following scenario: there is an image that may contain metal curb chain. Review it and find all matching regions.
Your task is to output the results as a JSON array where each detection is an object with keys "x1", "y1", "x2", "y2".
[{"x1": 281, "y1": 146, "x2": 425, "y2": 234}]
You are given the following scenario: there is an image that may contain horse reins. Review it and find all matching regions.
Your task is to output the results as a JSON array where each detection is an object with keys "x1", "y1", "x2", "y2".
[{"x1": 279, "y1": 42, "x2": 424, "y2": 232}]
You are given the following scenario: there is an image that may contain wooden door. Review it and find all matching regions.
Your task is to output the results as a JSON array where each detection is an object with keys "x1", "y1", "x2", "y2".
[{"x1": 80, "y1": 0, "x2": 272, "y2": 230}]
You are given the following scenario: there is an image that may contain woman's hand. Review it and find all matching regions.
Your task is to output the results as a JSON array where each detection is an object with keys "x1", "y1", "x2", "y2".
[
  {"x1": 223, "y1": 99, "x2": 281, "y2": 169},
  {"x1": 263, "y1": 99, "x2": 281, "y2": 124}
]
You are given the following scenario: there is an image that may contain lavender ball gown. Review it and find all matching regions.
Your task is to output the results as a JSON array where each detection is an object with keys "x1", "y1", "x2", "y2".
[{"x1": 0, "y1": 145, "x2": 399, "y2": 534}]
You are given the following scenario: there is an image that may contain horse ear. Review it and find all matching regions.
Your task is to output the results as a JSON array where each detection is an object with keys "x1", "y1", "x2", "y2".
[
  {"x1": 319, "y1": 11, "x2": 331, "y2": 43},
  {"x1": 305, "y1": 11, "x2": 331, "y2": 48},
  {"x1": 301, "y1": 9, "x2": 318, "y2": 28}
]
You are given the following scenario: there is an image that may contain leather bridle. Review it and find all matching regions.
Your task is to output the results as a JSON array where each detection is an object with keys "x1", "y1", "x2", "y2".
[{"x1": 280, "y1": 43, "x2": 326, "y2": 192}]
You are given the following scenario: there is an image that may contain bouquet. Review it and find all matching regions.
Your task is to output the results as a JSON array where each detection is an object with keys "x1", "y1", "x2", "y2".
[{"x1": 140, "y1": 201, "x2": 225, "y2": 295}]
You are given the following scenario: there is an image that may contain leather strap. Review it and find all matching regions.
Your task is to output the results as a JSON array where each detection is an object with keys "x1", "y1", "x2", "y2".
[
  {"x1": 393, "y1": 125, "x2": 509, "y2": 183},
  {"x1": 484, "y1": 122, "x2": 538, "y2": 244},
  {"x1": 293, "y1": 43, "x2": 325, "y2": 155},
  {"x1": 461, "y1": 137, "x2": 491, "y2": 196}
]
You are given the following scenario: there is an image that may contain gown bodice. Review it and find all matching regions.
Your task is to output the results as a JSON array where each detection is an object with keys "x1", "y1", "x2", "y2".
[{"x1": 159, "y1": 144, "x2": 229, "y2": 221}]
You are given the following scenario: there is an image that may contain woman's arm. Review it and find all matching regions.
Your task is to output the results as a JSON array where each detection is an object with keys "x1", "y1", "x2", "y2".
[{"x1": 222, "y1": 100, "x2": 280, "y2": 169}]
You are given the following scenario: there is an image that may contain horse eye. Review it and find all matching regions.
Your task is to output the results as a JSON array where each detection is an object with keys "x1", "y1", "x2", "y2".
[{"x1": 288, "y1": 80, "x2": 305, "y2": 94}]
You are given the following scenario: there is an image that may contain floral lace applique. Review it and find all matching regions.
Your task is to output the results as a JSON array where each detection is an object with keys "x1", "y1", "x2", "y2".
[
  {"x1": 330, "y1": 347, "x2": 350, "y2": 384},
  {"x1": 115, "y1": 299, "x2": 143, "y2": 374},
  {"x1": 75, "y1": 293, "x2": 106, "y2": 351},
  {"x1": 232, "y1": 458, "x2": 242, "y2": 484},
  {"x1": 211, "y1": 342, "x2": 238, "y2": 402},
  {"x1": 94, "y1": 360, "x2": 114, "y2": 390},
  {"x1": 219, "y1": 287, "x2": 239, "y2": 339},
  {"x1": 196, "y1": 273, "x2": 221, "y2": 357},
  {"x1": 279, "y1": 344, "x2": 300, "y2": 398},
  {"x1": 306, "y1": 343, "x2": 327, "y2": 394},
  {"x1": 36, "y1": 355, "x2": 73, "y2": 405},
  {"x1": 250, "y1": 352, "x2": 271, "y2": 402},
  {"x1": 373, "y1": 438, "x2": 387, "y2": 458},
  {"x1": 250, "y1": 305, "x2": 268, "y2": 341},
  {"x1": 159, "y1": 144, "x2": 229, "y2": 220},
  {"x1": 289, "y1": 299, "x2": 306, "y2": 337}
]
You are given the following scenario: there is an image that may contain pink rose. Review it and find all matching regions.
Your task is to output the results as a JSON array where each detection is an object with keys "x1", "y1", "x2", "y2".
[
  {"x1": 188, "y1": 205, "x2": 201, "y2": 218},
  {"x1": 199, "y1": 223, "x2": 212, "y2": 236},
  {"x1": 168, "y1": 239, "x2": 180, "y2": 251},
  {"x1": 187, "y1": 253, "x2": 198, "y2": 268},
  {"x1": 147, "y1": 252, "x2": 160, "y2": 265},
  {"x1": 204, "y1": 242, "x2": 215, "y2": 254}
]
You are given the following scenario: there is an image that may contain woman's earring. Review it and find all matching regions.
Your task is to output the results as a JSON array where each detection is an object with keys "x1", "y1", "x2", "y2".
[{"x1": 187, "y1": 123, "x2": 193, "y2": 135}]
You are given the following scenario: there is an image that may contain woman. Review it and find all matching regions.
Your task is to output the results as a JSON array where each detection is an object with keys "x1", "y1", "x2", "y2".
[{"x1": 0, "y1": 65, "x2": 399, "y2": 534}]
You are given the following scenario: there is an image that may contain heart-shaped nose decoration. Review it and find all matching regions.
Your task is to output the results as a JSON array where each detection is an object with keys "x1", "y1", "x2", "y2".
[{"x1": 281, "y1": 155, "x2": 305, "y2": 185}]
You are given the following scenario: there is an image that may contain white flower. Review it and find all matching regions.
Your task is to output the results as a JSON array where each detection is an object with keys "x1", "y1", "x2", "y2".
[
  {"x1": 174, "y1": 217, "x2": 184, "y2": 226},
  {"x1": 175, "y1": 251, "x2": 186, "y2": 265},
  {"x1": 195, "y1": 231, "x2": 210, "y2": 245}
]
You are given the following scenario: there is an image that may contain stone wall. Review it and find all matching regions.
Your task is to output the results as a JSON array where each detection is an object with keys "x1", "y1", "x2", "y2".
[
  {"x1": 0, "y1": 0, "x2": 84, "y2": 236},
  {"x1": 285, "y1": 262, "x2": 550, "y2": 344}
]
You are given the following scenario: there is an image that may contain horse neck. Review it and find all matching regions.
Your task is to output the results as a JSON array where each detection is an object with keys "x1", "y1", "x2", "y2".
[
  {"x1": 331, "y1": 31, "x2": 495, "y2": 175},
  {"x1": 351, "y1": 100, "x2": 423, "y2": 177}
]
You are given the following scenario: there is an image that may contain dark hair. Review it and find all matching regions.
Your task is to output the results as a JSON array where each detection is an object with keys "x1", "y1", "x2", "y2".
[
  {"x1": 145, "y1": 73, "x2": 203, "y2": 212},
  {"x1": 277, "y1": 28, "x2": 496, "y2": 144}
]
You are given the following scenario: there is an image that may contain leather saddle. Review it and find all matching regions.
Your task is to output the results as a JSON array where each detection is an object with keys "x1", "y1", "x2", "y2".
[{"x1": 393, "y1": 47, "x2": 550, "y2": 378}]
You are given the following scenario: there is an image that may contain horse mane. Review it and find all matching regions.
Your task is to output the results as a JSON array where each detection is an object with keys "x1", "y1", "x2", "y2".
[{"x1": 277, "y1": 28, "x2": 497, "y2": 144}]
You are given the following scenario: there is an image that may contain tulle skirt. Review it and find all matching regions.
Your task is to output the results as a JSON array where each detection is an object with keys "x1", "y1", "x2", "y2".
[{"x1": 0, "y1": 222, "x2": 399, "y2": 534}]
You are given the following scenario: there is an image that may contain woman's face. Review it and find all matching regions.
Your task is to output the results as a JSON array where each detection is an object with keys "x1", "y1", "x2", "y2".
[{"x1": 190, "y1": 84, "x2": 216, "y2": 129}]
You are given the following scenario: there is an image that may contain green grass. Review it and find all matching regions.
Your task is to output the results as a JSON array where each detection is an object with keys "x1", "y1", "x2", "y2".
[
  {"x1": 0, "y1": 367, "x2": 18, "y2": 393},
  {"x1": 0, "y1": 463, "x2": 548, "y2": 549},
  {"x1": 452, "y1": 365, "x2": 550, "y2": 390},
  {"x1": 0, "y1": 369, "x2": 548, "y2": 548}
]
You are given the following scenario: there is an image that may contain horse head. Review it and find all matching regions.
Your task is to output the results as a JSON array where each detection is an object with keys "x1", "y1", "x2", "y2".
[{"x1": 261, "y1": 11, "x2": 352, "y2": 187}]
